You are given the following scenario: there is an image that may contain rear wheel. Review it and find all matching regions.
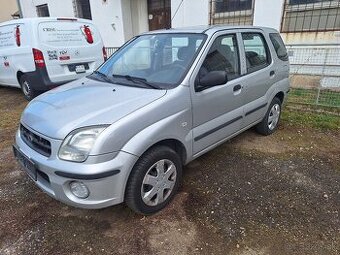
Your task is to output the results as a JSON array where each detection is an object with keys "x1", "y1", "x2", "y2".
[
  {"x1": 20, "y1": 75, "x2": 37, "y2": 101},
  {"x1": 125, "y1": 145, "x2": 182, "y2": 215},
  {"x1": 256, "y1": 97, "x2": 282, "y2": 136}
]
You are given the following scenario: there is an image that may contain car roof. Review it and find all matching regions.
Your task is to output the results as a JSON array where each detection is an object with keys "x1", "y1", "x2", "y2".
[
  {"x1": 0, "y1": 17, "x2": 94, "y2": 26},
  {"x1": 143, "y1": 25, "x2": 278, "y2": 36}
]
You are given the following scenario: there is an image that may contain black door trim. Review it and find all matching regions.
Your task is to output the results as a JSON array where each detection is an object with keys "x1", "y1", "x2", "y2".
[
  {"x1": 194, "y1": 116, "x2": 243, "y2": 142},
  {"x1": 245, "y1": 103, "x2": 267, "y2": 116}
]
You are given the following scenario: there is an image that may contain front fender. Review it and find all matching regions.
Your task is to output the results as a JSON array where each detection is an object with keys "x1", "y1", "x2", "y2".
[{"x1": 121, "y1": 109, "x2": 193, "y2": 163}]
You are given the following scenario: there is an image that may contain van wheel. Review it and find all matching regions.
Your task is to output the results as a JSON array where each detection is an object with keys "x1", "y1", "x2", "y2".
[
  {"x1": 20, "y1": 76, "x2": 37, "y2": 101},
  {"x1": 256, "y1": 97, "x2": 282, "y2": 136},
  {"x1": 125, "y1": 145, "x2": 182, "y2": 215}
]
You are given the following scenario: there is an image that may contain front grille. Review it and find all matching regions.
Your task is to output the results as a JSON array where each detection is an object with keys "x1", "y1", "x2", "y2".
[{"x1": 20, "y1": 125, "x2": 51, "y2": 157}]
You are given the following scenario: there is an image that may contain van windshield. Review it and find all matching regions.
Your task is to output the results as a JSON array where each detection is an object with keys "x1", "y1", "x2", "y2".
[{"x1": 97, "y1": 33, "x2": 206, "y2": 89}]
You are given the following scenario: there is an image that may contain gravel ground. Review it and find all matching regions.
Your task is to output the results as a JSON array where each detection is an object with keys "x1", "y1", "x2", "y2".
[{"x1": 0, "y1": 86, "x2": 339, "y2": 255}]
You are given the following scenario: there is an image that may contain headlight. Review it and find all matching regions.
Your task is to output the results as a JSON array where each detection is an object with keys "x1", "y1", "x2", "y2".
[{"x1": 58, "y1": 126, "x2": 108, "y2": 162}]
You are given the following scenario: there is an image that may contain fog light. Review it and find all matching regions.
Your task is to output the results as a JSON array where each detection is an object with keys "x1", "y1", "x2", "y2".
[{"x1": 70, "y1": 181, "x2": 89, "y2": 199}]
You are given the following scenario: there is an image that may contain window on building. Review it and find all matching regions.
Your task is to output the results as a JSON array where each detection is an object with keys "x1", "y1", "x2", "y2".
[
  {"x1": 73, "y1": 0, "x2": 92, "y2": 20},
  {"x1": 210, "y1": 0, "x2": 254, "y2": 25},
  {"x1": 281, "y1": 0, "x2": 340, "y2": 32},
  {"x1": 242, "y1": 33, "x2": 271, "y2": 73},
  {"x1": 36, "y1": 4, "x2": 50, "y2": 17}
]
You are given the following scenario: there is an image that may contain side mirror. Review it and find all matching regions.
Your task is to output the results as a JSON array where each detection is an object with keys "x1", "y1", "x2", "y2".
[{"x1": 196, "y1": 71, "x2": 228, "y2": 92}]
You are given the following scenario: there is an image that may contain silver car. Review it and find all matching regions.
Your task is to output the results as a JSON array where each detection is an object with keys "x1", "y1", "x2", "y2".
[{"x1": 13, "y1": 26, "x2": 289, "y2": 214}]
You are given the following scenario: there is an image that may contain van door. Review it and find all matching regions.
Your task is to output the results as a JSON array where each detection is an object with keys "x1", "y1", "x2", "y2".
[
  {"x1": 0, "y1": 24, "x2": 20, "y2": 86},
  {"x1": 239, "y1": 31, "x2": 275, "y2": 128},
  {"x1": 37, "y1": 19, "x2": 104, "y2": 84},
  {"x1": 190, "y1": 31, "x2": 244, "y2": 155}
]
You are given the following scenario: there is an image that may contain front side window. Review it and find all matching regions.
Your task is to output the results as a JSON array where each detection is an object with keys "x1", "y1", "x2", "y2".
[
  {"x1": 198, "y1": 34, "x2": 240, "y2": 82},
  {"x1": 97, "y1": 33, "x2": 206, "y2": 89},
  {"x1": 36, "y1": 4, "x2": 50, "y2": 17},
  {"x1": 242, "y1": 33, "x2": 271, "y2": 73}
]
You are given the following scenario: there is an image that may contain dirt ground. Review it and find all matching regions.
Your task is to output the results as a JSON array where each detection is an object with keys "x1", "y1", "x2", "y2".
[{"x1": 0, "y1": 86, "x2": 339, "y2": 255}]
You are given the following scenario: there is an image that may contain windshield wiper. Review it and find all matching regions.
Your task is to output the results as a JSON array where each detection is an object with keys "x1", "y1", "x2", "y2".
[
  {"x1": 112, "y1": 74, "x2": 160, "y2": 89},
  {"x1": 90, "y1": 70, "x2": 114, "y2": 83}
]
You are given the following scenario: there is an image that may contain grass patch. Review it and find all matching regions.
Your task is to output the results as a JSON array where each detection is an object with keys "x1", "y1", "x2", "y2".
[
  {"x1": 288, "y1": 88, "x2": 340, "y2": 107},
  {"x1": 281, "y1": 110, "x2": 340, "y2": 130}
]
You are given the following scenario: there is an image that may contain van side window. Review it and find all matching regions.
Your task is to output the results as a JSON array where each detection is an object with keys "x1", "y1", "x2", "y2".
[
  {"x1": 270, "y1": 33, "x2": 289, "y2": 61},
  {"x1": 242, "y1": 33, "x2": 270, "y2": 73},
  {"x1": 198, "y1": 34, "x2": 240, "y2": 81}
]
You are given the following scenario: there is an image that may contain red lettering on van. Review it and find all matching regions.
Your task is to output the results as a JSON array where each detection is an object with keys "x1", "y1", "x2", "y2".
[{"x1": 59, "y1": 56, "x2": 70, "y2": 61}]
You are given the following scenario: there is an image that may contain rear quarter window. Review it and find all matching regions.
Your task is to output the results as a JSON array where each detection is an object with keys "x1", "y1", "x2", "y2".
[
  {"x1": 269, "y1": 33, "x2": 288, "y2": 61},
  {"x1": 38, "y1": 21, "x2": 100, "y2": 47}
]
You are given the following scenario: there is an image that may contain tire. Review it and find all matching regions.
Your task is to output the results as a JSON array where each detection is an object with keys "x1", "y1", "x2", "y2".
[
  {"x1": 19, "y1": 75, "x2": 38, "y2": 101},
  {"x1": 256, "y1": 97, "x2": 282, "y2": 136},
  {"x1": 125, "y1": 145, "x2": 182, "y2": 215}
]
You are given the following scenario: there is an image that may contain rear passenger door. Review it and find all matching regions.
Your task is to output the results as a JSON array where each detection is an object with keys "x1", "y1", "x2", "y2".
[{"x1": 239, "y1": 31, "x2": 275, "y2": 128}]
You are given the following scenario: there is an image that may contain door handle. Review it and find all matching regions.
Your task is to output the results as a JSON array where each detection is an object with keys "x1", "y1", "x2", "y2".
[
  {"x1": 270, "y1": 70, "x2": 275, "y2": 77},
  {"x1": 233, "y1": 84, "x2": 242, "y2": 92}
]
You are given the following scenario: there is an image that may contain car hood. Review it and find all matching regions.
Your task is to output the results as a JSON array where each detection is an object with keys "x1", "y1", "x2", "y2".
[{"x1": 21, "y1": 78, "x2": 167, "y2": 139}]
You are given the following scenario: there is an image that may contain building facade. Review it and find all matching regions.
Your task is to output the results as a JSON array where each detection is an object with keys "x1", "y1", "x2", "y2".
[
  {"x1": 0, "y1": 0, "x2": 20, "y2": 22},
  {"x1": 17, "y1": 0, "x2": 339, "y2": 46}
]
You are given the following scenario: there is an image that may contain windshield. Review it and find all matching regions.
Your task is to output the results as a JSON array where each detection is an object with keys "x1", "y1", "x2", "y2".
[{"x1": 97, "y1": 33, "x2": 206, "y2": 89}]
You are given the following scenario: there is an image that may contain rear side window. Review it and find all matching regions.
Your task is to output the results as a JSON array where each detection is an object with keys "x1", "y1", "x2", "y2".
[
  {"x1": 270, "y1": 33, "x2": 288, "y2": 61},
  {"x1": 242, "y1": 33, "x2": 271, "y2": 73}
]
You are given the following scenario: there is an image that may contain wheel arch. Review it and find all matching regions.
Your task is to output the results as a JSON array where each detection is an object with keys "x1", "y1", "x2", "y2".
[
  {"x1": 143, "y1": 138, "x2": 187, "y2": 166},
  {"x1": 274, "y1": 91, "x2": 285, "y2": 104},
  {"x1": 16, "y1": 71, "x2": 24, "y2": 84}
]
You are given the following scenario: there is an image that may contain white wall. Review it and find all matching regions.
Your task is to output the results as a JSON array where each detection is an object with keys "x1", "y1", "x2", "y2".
[
  {"x1": 18, "y1": 0, "x2": 128, "y2": 47},
  {"x1": 89, "y1": 0, "x2": 126, "y2": 47},
  {"x1": 171, "y1": 0, "x2": 210, "y2": 28},
  {"x1": 253, "y1": 0, "x2": 285, "y2": 31}
]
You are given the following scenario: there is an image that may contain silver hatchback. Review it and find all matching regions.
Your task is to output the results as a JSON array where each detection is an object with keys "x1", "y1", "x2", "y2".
[{"x1": 13, "y1": 26, "x2": 289, "y2": 214}]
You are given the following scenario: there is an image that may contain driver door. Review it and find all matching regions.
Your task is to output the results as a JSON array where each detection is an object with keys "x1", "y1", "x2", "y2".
[{"x1": 190, "y1": 31, "x2": 245, "y2": 155}]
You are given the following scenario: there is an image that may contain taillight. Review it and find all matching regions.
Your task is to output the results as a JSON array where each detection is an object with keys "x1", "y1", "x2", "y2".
[
  {"x1": 102, "y1": 47, "x2": 107, "y2": 61},
  {"x1": 15, "y1": 25, "x2": 21, "y2": 47},
  {"x1": 83, "y1": 25, "x2": 93, "y2": 44},
  {"x1": 32, "y1": 48, "x2": 45, "y2": 68}
]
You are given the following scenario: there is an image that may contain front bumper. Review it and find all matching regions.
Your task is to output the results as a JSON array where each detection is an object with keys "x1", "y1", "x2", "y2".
[{"x1": 14, "y1": 129, "x2": 138, "y2": 209}]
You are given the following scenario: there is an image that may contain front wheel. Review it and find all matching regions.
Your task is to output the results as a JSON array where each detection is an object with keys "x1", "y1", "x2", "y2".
[
  {"x1": 20, "y1": 75, "x2": 38, "y2": 101},
  {"x1": 256, "y1": 97, "x2": 282, "y2": 136},
  {"x1": 125, "y1": 145, "x2": 182, "y2": 215}
]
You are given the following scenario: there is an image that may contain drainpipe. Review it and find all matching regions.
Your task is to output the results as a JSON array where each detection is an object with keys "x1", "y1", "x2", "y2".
[{"x1": 16, "y1": 0, "x2": 23, "y2": 18}]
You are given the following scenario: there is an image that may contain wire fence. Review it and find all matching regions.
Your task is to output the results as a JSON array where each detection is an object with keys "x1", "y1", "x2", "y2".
[{"x1": 287, "y1": 44, "x2": 340, "y2": 109}]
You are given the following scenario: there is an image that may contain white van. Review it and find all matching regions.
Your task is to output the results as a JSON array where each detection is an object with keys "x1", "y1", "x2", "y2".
[{"x1": 0, "y1": 17, "x2": 107, "y2": 100}]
